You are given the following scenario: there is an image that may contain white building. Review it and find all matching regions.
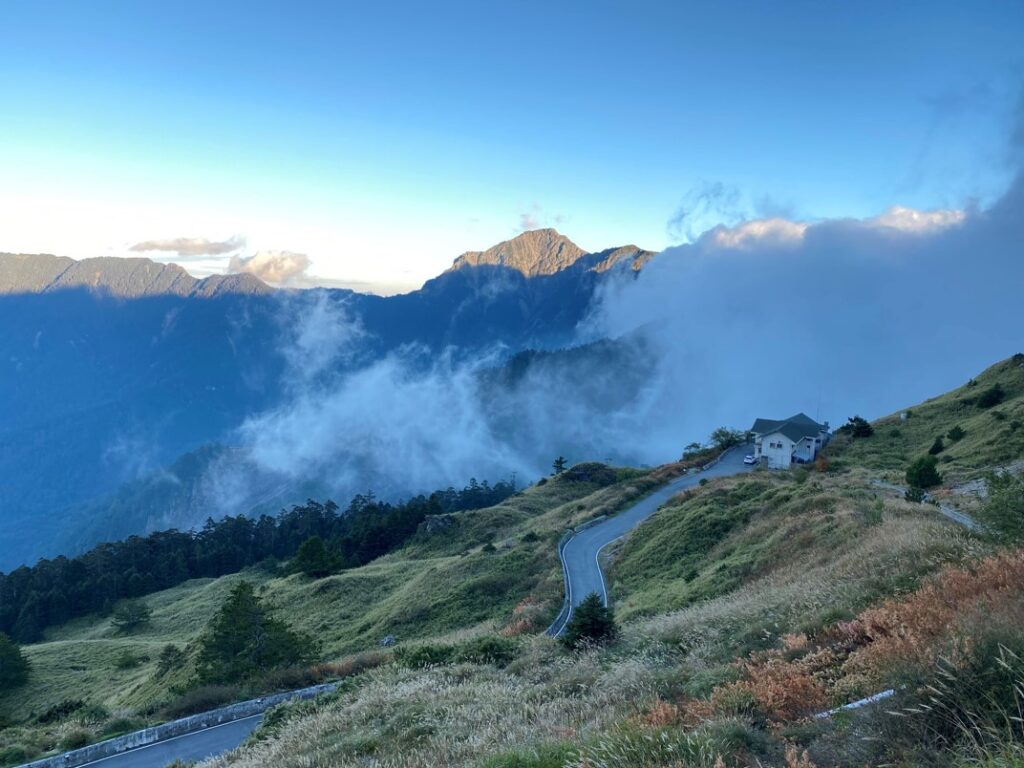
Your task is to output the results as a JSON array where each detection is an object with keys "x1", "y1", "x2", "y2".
[{"x1": 749, "y1": 413, "x2": 830, "y2": 469}]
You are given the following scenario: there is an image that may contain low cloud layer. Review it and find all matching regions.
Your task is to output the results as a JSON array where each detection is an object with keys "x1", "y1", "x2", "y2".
[
  {"x1": 130, "y1": 236, "x2": 245, "y2": 257},
  {"x1": 580, "y1": 181, "x2": 1024, "y2": 459},
  {"x1": 229, "y1": 250, "x2": 312, "y2": 286},
  {"x1": 207, "y1": 109, "x2": 1024, "y2": 510},
  {"x1": 208, "y1": 174, "x2": 1024, "y2": 515}
]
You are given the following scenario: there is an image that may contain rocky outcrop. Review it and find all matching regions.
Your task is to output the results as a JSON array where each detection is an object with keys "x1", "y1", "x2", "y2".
[{"x1": 445, "y1": 229, "x2": 655, "y2": 279}]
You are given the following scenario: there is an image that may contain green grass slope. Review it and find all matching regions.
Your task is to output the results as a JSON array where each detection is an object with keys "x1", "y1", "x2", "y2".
[
  {"x1": 609, "y1": 473, "x2": 968, "y2": 631},
  {"x1": 0, "y1": 465, "x2": 661, "y2": 764},
  {"x1": 828, "y1": 353, "x2": 1024, "y2": 480}
]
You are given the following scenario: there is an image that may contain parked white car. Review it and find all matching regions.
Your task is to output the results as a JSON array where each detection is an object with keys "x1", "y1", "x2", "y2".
[{"x1": 743, "y1": 454, "x2": 757, "y2": 465}]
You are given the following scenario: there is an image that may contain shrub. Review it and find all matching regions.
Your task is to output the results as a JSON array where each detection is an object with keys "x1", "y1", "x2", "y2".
[
  {"x1": 947, "y1": 425, "x2": 966, "y2": 442},
  {"x1": 700, "y1": 645, "x2": 830, "y2": 726},
  {"x1": 710, "y1": 427, "x2": 744, "y2": 450},
  {"x1": 561, "y1": 593, "x2": 617, "y2": 648},
  {"x1": 395, "y1": 643, "x2": 454, "y2": 668},
  {"x1": 842, "y1": 552, "x2": 1024, "y2": 683},
  {"x1": 906, "y1": 455, "x2": 942, "y2": 489},
  {"x1": 977, "y1": 383, "x2": 1006, "y2": 409},
  {"x1": 59, "y1": 728, "x2": 92, "y2": 751},
  {"x1": 396, "y1": 636, "x2": 516, "y2": 668},
  {"x1": 481, "y1": 743, "x2": 576, "y2": 768},
  {"x1": 35, "y1": 699, "x2": 85, "y2": 724},
  {"x1": 863, "y1": 500, "x2": 884, "y2": 525},
  {"x1": 110, "y1": 600, "x2": 152, "y2": 634},
  {"x1": 114, "y1": 649, "x2": 149, "y2": 669},
  {"x1": 561, "y1": 463, "x2": 618, "y2": 485},
  {"x1": 840, "y1": 416, "x2": 874, "y2": 438},
  {"x1": 0, "y1": 746, "x2": 30, "y2": 764},
  {"x1": 258, "y1": 653, "x2": 387, "y2": 689},
  {"x1": 976, "y1": 472, "x2": 1024, "y2": 542},
  {"x1": 162, "y1": 685, "x2": 241, "y2": 718},
  {"x1": 155, "y1": 644, "x2": 186, "y2": 677},
  {"x1": 102, "y1": 717, "x2": 143, "y2": 736},
  {"x1": 928, "y1": 436, "x2": 945, "y2": 455},
  {"x1": 453, "y1": 636, "x2": 517, "y2": 666},
  {"x1": 904, "y1": 487, "x2": 926, "y2": 503}
]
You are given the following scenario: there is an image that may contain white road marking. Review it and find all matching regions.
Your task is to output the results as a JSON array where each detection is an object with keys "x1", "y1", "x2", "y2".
[{"x1": 75, "y1": 714, "x2": 263, "y2": 767}]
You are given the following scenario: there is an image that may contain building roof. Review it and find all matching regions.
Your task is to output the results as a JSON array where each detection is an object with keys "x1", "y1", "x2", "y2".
[{"x1": 750, "y1": 413, "x2": 827, "y2": 443}]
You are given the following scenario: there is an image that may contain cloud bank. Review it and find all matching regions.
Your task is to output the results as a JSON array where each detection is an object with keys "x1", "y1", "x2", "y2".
[
  {"x1": 579, "y1": 182, "x2": 1023, "y2": 460},
  {"x1": 209, "y1": 176, "x2": 1024, "y2": 515},
  {"x1": 130, "y1": 235, "x2": 245, "y2": 257}
]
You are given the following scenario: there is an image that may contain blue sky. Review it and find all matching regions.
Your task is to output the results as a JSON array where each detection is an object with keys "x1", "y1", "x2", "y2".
[{"x1": 1, "y1": 1, "x2": 1021, "y2": 292}]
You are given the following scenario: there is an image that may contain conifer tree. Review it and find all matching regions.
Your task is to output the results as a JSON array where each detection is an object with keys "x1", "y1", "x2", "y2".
[
  {"x1": 561, "y1": 592, "x2": 617, "y2": 648},
  {"x1": 0, "y1": 633, "x2": 30, "y2": 691},
  {"x1": 196, "y1": 582, "x2": 317, "y2": 684}
]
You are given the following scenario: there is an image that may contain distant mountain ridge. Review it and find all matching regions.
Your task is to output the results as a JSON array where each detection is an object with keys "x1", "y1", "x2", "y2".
[
  {"x1": 446, "y1": 228, "x2": 654, "y2": 278},
  {"x1": 3, "y1": 229, "x2": 653, "y2": 298},
  {"x1": 0, "y1": 252, "x2": 271, "y2": 298},
  {"x1": 0, "y1": 229, "x2": 658, "y2": 570}
]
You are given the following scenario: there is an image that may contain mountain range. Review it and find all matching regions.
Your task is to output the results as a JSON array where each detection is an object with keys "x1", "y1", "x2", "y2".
[{"x1": 0, "y1": 230, "x2": 656, "y2": 571}]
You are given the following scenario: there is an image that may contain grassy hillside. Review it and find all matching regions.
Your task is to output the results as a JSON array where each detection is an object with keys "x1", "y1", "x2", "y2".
[
  {"x1": 194, "y1": 356, "x2": 1023, "y2": 768},
  {"x1": 0, "y1": 466, "x2": 662, "y2": 764},
  {"x1": 609, "y1": 473, "x2": 968, "y2": 628},
  {"x1": 4, "y1": 355, "x2": 1024, "y2": 768},
  {"x1": 827, "y1": 353, "x2": 1024, "y2": 481}
]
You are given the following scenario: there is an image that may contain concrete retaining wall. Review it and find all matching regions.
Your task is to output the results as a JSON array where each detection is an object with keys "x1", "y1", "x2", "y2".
[{"x1": 18, "y1": 682, "x2": 339, "y2": 768}]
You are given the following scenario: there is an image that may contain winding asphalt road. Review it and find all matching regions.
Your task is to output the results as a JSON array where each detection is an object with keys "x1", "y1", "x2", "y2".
[
  {"x1": 549, "y1": 444, "x2": 754, "y2": 636},
  {"x1": 38, "y1": 449, "x2": 756, "y2": 768},
  {"x1": 71, "y1": 715, "x2": 262, "y2": 768}
]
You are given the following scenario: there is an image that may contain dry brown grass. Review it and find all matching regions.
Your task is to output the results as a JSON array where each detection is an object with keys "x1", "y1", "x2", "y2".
[{"x1": 842, "y1": 551, "x2": 1024, "y2": 685}]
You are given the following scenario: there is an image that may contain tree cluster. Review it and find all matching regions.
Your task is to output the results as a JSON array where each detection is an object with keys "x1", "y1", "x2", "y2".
[
  {"x1": 0, "y1": 632, "x2": 30, "y2": 691},
  {"x1": 0, "y1": 478, "x2": 517, "y2": 643},
  {"x1": 838, "y1": 416, "x2": 874, "y2": 438},
  {"x1": 195, "y1": 582, "x2": 317, "y2": 684}
]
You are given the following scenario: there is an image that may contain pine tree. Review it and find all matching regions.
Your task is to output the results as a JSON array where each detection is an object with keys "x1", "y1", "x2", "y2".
[
  {"x1": 111, "y1": 600, "x2": 152, "y2": 634},
  {"x1": 196, "y1": 582, "x2": 318, "y2": 684},
  {"x1": 0, "y1": 633, "x2": 30, "y2": 691},
  {"x1": 906, "y1": 455, "x2": 943, "y2": 489},
  {"x1": 552, "y1": 456, "x2": 568, "y2": 475},
  {"x1": 290, "y1": 537, "x2": 341, "y2": 578},
  {"x1": 561, "y1": 592, "x2": 617, "y2": 648}
]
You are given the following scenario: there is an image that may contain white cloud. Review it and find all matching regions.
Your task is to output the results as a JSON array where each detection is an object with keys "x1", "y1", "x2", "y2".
[
  {"x1": 581, "y1": 174, "x2": 1024, "y2": 462},
  {"x1": 866, "y1": 205, "x2": 966, "y2": 233},
  {"x1": 705, "y1": 218, "x2": 808, "y2": 249},
  {"x1": 129, "y1": 236, "x2": 245, "y2": 257},
  {"x1": 228, "y1": 250, "x2": 312, "y2": 285}
]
